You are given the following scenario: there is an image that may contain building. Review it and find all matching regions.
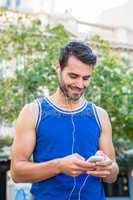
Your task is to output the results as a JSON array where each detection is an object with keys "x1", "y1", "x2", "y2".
[
  {"x1": 0, "y1": 0, "x2": 133, "y2": 66},
  {"x1": 98, "y1": 0, "x2": 133, "y2": 45},
  {"x1": 0, "y1": 0, "x2": 55, "y2": 13},
  {"x1": 0, "y1": 0, "x2": 21, "y2": 9}
]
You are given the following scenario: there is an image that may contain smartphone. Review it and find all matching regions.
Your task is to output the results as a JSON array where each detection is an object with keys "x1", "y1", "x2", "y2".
[{"x1": 87, "y1": 155, "x2": 104, "y2": 162}]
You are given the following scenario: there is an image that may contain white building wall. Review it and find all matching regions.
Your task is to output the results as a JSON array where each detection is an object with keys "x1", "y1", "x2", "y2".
[
  {"x1": 98, "y1": 0, "x2": 133, "y2": 45},
  {"x1": 0, "y1": 0, "x2": 56, "y2": 14}
]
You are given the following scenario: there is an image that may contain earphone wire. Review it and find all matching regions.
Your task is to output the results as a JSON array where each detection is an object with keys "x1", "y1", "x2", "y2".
[
  {"x1": 63, "y1": 94, "x2": 77, "y2": 200},
  {"x1": 61, "y1": 91, "x2": 89, "y2": 200}
]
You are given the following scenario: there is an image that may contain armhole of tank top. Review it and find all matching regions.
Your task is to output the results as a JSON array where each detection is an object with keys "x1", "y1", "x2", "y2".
[
  {"x1": 92, "y1": 103, "x2": 102, "y2": 131},
  {"x1": 35, "y1": 99, "x2": 42, "y2": 132}
]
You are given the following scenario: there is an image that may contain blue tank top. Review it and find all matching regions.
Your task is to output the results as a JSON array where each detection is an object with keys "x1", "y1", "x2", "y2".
[{"x1": 30, "y1": 97, "x2": 106, "y2": 200}]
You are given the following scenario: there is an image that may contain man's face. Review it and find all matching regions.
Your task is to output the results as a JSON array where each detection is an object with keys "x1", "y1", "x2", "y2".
[{"x1": 58, "y1": 56, "x2": 93, "y2": 102}]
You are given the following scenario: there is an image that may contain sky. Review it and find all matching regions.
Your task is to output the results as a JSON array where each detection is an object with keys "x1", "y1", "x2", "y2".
[{"x1": 54, "y1": 0, "x2": 127, "y2": 22}]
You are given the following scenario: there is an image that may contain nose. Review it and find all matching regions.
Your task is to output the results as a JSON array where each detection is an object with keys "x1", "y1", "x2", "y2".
[{"x1": 76, "y1": 78, "x2": 84, "y2": 89}]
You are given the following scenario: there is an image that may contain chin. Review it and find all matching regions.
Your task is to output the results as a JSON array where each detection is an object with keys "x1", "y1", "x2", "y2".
[{"x1": 68, "y1": 95, "x2": 81, "y2": 102}]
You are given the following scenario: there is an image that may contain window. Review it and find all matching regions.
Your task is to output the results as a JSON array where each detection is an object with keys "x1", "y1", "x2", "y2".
[
  {"x1": 5, "y1": 0, "x2": 11, "y2": 7},
  {"x1": 16, "y1": 0, "x2": 21, "y2": 7}
]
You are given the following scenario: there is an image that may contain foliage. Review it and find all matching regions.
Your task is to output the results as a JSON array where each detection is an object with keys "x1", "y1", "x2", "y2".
[
  {"x1": 85, "y1": 35, "x2": 133, "y2": 170},
  {"x1": 114, "y1": 137, "x2": 133, "y2": 173},
  {"x1": 0, "y1": 9, "x2": 70, "y2": 123},
  {"x1": 86, "y1": 35, "x2": 133, "y2": 140},
  {"x1": 0, "y1": 135, "x2": 13, "y2": 161},
  {"x1": 0, "y1": 10, "x2": 132, "y2": 169}
]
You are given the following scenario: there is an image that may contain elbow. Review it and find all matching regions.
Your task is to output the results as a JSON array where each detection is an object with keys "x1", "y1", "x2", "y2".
[
  {"x1": 10, "y1": 162, "x2": 23, "y2": 183},
  {"x1": 11, "y1": 172, "x2": 21, "y2": 183},
  {"x1": 11, "y1": 168, "x2": 22, "y2": 183},
  {"x1": 12, "y1": 177, "x2": 21, "y2": 184}
]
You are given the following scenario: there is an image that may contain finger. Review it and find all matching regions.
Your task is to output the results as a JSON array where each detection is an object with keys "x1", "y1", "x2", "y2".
[
  {"x1": 71, "y1": 163, "x2": 94, "y2": 171},
  {"x1": 95, "y1": 151, "x2": 110, "y2": 161},
  {"x1": 95, "y1": 150, "x2": 104, "y2": 156},
  {"x1": 96, "y1": 159, "x2": 112, "y2": 166},
  {"x1": 76, "y1": 160, "x2": 96, "y2": 169},
  {"x1": 96, "y1": 165, "x2": 113, "y2": 171},
  {"x1": 87, "y1": 170, "x2": 110, "y2": 177},
  {"x1": 72, "y1": 166, "x2": 87, "y2": 172},
  {"x1": 74, "y1": 163, "x2": 96, "y2": 172}
]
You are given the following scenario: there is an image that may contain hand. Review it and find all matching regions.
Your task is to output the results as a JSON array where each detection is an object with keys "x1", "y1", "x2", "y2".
[
  {"x1": 86, "y1": 151, "x2": 113, "y2": 178},
  {"x1": 58, "y1": 153, "x2": 96, "y2": 177}
]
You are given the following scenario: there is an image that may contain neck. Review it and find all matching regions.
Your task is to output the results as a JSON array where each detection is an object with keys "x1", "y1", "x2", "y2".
[{"x1": 50, "y1": 88, "x2": 84, "y2": 109}]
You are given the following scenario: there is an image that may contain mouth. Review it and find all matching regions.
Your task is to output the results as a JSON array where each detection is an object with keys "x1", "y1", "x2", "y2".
[{"x1": 69, "y1": 87, "x2": 83, "y2": 95}]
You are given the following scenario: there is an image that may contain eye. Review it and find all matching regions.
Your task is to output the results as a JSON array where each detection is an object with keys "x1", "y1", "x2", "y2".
[
  {"x1": 69, "y1": 74, "x2": 77, "y2": 79},
  {"x1": 83, "y1": 76, "x2": 90, "y2": 81}
]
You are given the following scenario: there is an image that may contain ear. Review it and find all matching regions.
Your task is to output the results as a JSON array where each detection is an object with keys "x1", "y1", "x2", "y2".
[{"x1": 56, "y1": 63, "x2": 61, "y2": 75}]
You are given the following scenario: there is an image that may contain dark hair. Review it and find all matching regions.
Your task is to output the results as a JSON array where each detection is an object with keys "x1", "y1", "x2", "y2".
[{"x1": 59, "y1": 41, "x2": 97, "y2": 70}]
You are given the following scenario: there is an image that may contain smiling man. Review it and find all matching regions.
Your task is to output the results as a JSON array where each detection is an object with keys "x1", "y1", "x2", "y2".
[
  {"x1": 58, "y1": 56, "x2": 92, "y2": 101},
  {"x1": 11, "y1": 41, "x2": 119, "y2": 200}
]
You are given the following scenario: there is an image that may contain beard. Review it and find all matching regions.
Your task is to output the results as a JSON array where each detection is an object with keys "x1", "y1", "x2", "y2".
[{"x1": 58, "y1": 78, "x2": 86, "y2": 102}]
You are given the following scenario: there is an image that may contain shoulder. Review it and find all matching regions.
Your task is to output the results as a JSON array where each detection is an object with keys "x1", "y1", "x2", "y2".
[
  {"x1": 95, "y1": 105, "x2": 109, "y2": 119},
  {"x1": 94, "y1": 105, "x2": 111, "y2": 129},
  {"x1": 20, "y1": 101, "x2": 38, "y2": 116},
  {"x1": 17, "y1": 100, "x2": 39, "y2": 129}
]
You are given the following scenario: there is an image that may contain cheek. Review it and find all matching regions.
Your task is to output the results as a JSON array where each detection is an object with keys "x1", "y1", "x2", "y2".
[
  {"x1": 60, "y1": 78, "x2": 74, "y2": 89},
  {"x1": 64, "y1": 77, "x2": 75, "y2": 85},
  {"x1": 84, "y1": 80, "x2": 90, "y2": 88},
  {"x1": 87, "y1": 78, "x2": 91, "y2": 85}
]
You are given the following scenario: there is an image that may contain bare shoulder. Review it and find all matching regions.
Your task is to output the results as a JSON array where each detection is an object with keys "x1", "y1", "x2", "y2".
[
  {"x1": 95, "y1": 105, "x2": 110, "y2": 122},
  {"x1": 20, "y1": 101, "x2": 38, "y2": 115},
  {"x1": 95, "y1": 106, "x2": 115, "y2": 159},
  {"x1": 16, "y1": 100, "x2": 39, "y2": 129},
  {"x1": 12, "y1": 101, "x2": 39, "y2": 161},
  {"x1": 94, "y1": 105, "x2": 112, "y2": 133}
]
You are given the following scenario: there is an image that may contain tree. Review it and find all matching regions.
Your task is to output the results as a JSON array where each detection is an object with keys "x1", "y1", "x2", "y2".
[
  {"x1": 0, "y1": 10, "x2": 132, "y2": 142},
  {"x1": 0, "y1": 9, "x2": 70, "y2": 123},
  {"x1": 0, "y1": 10, "x2": 132, "y2": 170},
  {"x1": 86, "y1": 35, "x2": 133, "y2": 140}
]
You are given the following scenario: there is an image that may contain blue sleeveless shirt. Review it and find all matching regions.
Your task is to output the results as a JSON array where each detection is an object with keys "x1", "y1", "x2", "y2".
[{"x1": 30, "y1": 97, "x2": 106, "y2": 200}]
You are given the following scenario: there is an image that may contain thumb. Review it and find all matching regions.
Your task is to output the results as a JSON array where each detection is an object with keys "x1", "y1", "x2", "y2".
[
  {"x1": 95, "y1": 150, "x2": 104, "y2": 156},
  {"x1": 95, "y1": 151, "x2": 109, "y2": 160},
  {"x1": 74, "y1": 153, "x2": 85, "y2": 161}
]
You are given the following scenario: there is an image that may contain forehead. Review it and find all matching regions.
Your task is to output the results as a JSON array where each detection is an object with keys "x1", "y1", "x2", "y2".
[{"x1": 63, "y1": 56, "x2": 92, "y2": 75}]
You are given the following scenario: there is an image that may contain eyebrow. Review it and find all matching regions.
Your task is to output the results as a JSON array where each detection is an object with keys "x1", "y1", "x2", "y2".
[{"x1": 68, "y1": 72, "x2": 91, "y2": 78}]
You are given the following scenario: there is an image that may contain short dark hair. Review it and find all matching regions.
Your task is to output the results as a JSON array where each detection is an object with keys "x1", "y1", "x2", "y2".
[{"x1": 59, "y1": 41, "x2": 97, "y2": 70}]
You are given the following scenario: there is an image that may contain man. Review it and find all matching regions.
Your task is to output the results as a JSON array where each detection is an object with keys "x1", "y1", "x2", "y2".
[{"x1": 11, "y1": 41, "x2": 119, "y2": 200}]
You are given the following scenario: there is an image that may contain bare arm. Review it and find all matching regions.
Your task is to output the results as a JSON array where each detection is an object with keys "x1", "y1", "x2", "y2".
[
  {"x1": 87, "y1": 107, "x2": 119, "y2": 183},
  {"x1": 11, "y1": 103, "x2": 61, "y2": 183},
  {"x1": 98, "y1": 107, "x2": 119, "y2": 183},
  {"x1": 11, "y1": 103, "x2": 96, "y2": 183}
]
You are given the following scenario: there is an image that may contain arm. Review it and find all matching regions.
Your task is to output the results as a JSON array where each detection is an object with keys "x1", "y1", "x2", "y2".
[
  {"x1": 87, "y1": 107, "x2": 119, "y2": 183},
  {"x1": 11, "y1": 103, "x2": 61, "y2": 183},
  {"x1": 11, "y1": 103, "x2": 96, "y2": 183},
  {"x1": 97, "y1": 107, "x2": 119, "y2": 183}
]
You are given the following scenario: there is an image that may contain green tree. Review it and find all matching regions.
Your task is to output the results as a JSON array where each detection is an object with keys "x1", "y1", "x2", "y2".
[
  {"x1": 0, "y1": 10, "x2": 132, "y2": 170},
  {"x1": 0, "y1": 9, "x2": 70, "y2": 123},
  {"x1": 86, "y1": 35, "x2": 133, "y2": 140},
  {"x1": 0, "y1": 10, "x2": 132, "y2": 143}
]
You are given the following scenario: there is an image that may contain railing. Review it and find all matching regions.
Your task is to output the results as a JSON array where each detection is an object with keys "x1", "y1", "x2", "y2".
[
  {"x1": 1, "y1": 161, "x2": 133, "y2": 200},
  {"x1": 0, "y1": 160, "x2": 10, "y2": 200},
  {"x1": 104, "y1": 174, "x2": 129, "y2": 197},
  {"x1": 103, "y1": 173, "x2": 133, "y2": 200}
]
